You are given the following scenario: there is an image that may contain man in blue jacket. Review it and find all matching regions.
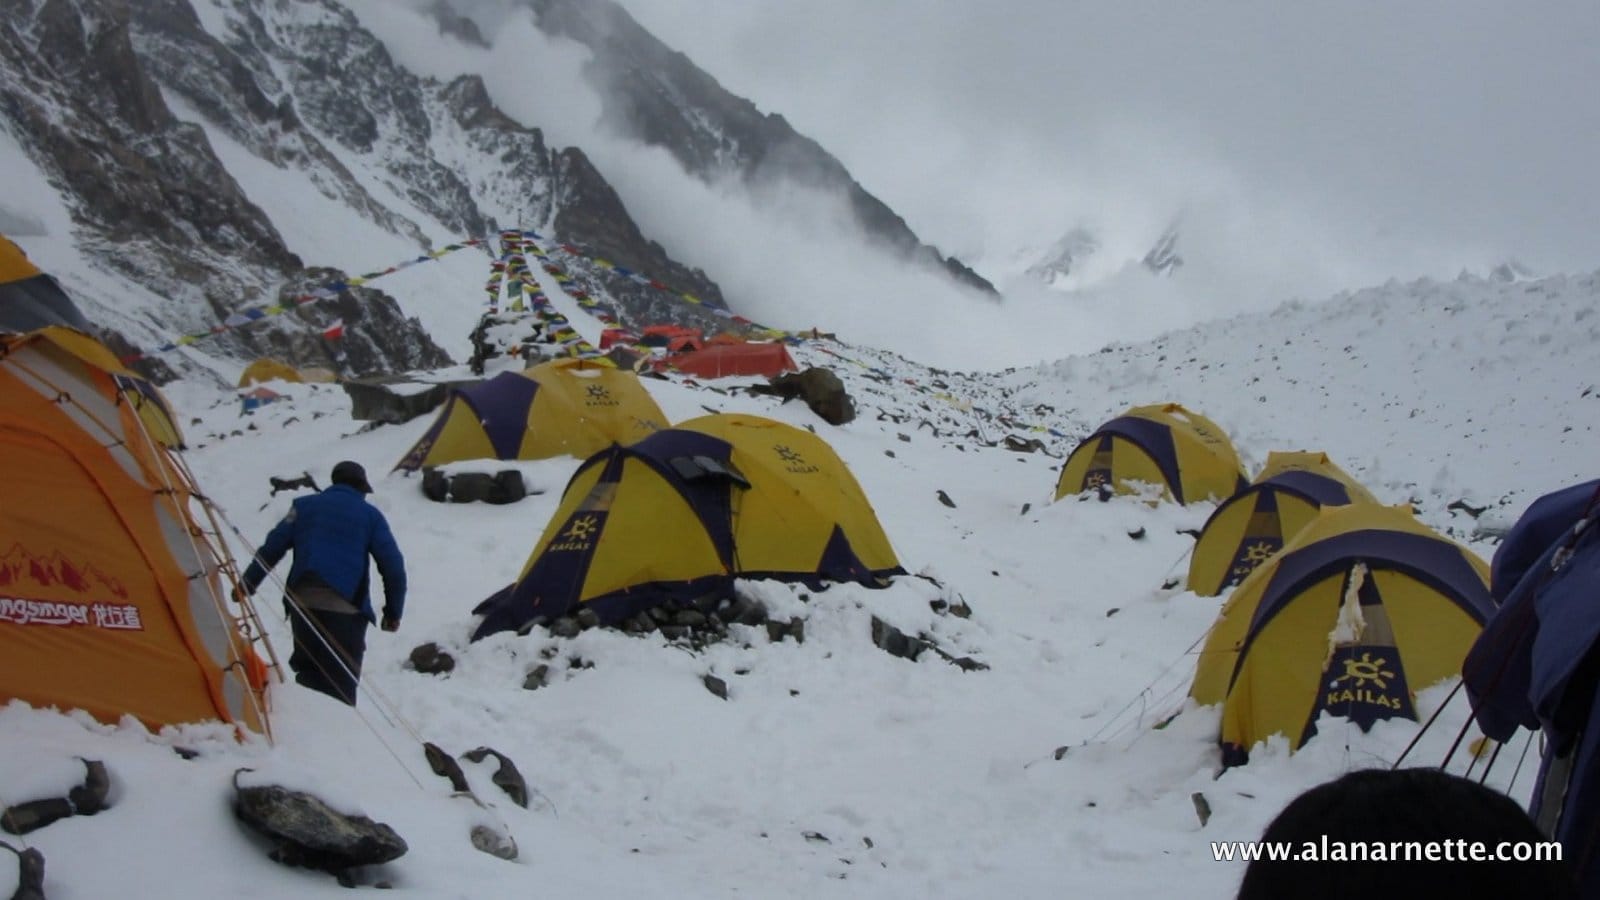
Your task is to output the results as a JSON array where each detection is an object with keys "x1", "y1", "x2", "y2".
[{"x1": 241, "y1": 460, "x2": 407, "y2": 705}]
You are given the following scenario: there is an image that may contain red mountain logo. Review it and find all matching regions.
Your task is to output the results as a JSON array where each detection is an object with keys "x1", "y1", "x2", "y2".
[{"x1": 0, "y1": 543, "x2": 130, "y2": 600}]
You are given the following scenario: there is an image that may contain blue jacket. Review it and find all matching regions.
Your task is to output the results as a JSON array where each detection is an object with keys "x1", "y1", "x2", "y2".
[{"x1": 242, "y1": 485, "x2": 407, "y2": 624}]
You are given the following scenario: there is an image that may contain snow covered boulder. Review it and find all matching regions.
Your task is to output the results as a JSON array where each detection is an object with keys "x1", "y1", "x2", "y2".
[{"x1": 232, "y1": 770, "x2": 407, "y2": 884}]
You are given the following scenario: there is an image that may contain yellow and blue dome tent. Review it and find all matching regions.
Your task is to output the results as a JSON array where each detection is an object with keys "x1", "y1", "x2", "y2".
[
  {"x1": 1190, "y1": 504, "x2": 1491, "y2": 766},
  {"x1": 395, "y1": 357, "x2": 668, "y2": 471},
  {"x1": 471, "y1": 412, "x2": 904, "y2": 639},
  {"x1": 1187, "y1": 451, "x2": 1378, "y2": 596},
  {"x1": 1054, "y1": 403, "x2": 1247, "y2": 505},
  {"x1": 1, "y1": 234, "x2": 91, "y2": 333},
  {"x1": 237, "y1": 358, "x2": 306, "y2": 387}
]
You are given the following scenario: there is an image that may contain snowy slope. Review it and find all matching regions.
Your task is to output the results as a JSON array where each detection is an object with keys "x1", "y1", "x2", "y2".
[{"x1": 2, "y1": 263, "x2": 1597, "y2": 898}]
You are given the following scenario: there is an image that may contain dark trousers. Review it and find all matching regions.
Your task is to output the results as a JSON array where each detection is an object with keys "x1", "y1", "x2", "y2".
[{"x1": 285, "y1": 602, "x2": 368, "y2": 706}]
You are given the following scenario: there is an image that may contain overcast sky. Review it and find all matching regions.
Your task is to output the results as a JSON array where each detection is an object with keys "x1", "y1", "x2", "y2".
[
  {"x1": 364, "y1": 0, "x2": 1600, "y2": 366},
  {"x1": 610, "y1": 1, "x2": 1600, "y2": 287}
]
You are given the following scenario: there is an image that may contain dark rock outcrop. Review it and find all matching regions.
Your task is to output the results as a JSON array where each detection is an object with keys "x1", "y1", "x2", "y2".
[
  {"x1": 233, "y1": 771, "x2": 408, "y2": 883},
  {"x1": 749, "y1": 367, "x2": 857, "y2": 425},
  {"x1": 526, "y1": 0, "x2": 995, "y2": 295}
]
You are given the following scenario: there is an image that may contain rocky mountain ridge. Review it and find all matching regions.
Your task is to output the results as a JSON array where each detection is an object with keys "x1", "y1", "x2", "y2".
[{"x1": 1, "y1": 0, "x2": 994, "y2": 381}]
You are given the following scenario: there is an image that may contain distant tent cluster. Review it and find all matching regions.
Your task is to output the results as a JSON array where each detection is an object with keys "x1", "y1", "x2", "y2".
[
  {"x1": 1055, "y1": 403, "x2": 1494, "y2": 766},
  {"x1": 599, "y1": 323, "x2": 799, "y2": 380},
  {"x1": 236, "y1": 358, "x2": 340, "y2": 412}
]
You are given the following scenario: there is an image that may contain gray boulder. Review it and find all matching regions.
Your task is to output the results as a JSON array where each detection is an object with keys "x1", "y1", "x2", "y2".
[
  {"x1": 232, "y1": 771, "x2": 407, "y2": 882},
  {"x1": 343, "y1": 378, "x2": 460, "y2": 424},
  {"x1": 750, "y1": 367, "x2": 856, "y2": 425}
]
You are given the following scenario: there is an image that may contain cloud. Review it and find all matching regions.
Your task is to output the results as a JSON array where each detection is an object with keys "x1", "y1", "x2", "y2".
[
  {"x1": 348, "y1": 0, "x2": 1600, "y2": 369},
  {"x1": 614, "y1": 0, "x2": 1600, "y2": 291}
]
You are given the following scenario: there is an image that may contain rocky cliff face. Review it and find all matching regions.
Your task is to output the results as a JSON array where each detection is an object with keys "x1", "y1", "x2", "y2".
[
  {"x1": 521, "y1": 0, "x2": 997, "y2": 295},
  {"x1": 2, "y1": 0, "x2": 989, "y2": 381},
  {"x1": 0, "y1": 0, "x2": 455, "y2": 377}
]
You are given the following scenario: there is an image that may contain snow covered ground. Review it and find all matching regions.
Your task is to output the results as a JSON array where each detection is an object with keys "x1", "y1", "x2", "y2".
[{"x1": 3, "y1": 259, "x2": 1596, "y2": 897}]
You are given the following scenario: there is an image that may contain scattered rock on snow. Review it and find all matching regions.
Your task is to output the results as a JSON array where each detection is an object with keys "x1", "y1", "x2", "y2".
[
  {"x1": 408, "y1": 642, "x2": 456, "y2": 675},
  {"x1": 1, "y1": 759, "x2": 111, "y2": 835},
  {"x1": 870, "y1": 616, "x2": 928, "y2": 662},
  {"x1": 1002, "y1": 435, "x2": 1046, "y2": 454},
  {"x1": 522, "y1": 664, "x2": 552, "y2": 691},
  {"x1": 461, "y1": 747, "x2": 531, "y2": 809},
  {"x1": 422, "y1": 742, "x2": 471, "y2": 793},
  {"x1": 470, "y1": 823, "x2": 519, "y2": 862},
  {"x1": 0, "y1": 840, "x2": 45, "y2": 900},
  {"x1": 703, "y1": 673, "x2": 729, "y2": 700}
]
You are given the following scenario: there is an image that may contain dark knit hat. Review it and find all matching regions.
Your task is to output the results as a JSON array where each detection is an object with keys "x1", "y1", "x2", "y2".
[{"x1": 330, "y1": 460, "x2": 372, "y2": 494}]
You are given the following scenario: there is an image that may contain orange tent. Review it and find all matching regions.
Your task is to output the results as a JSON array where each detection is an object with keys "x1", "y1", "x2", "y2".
[
  {"x1": 0, "y1": 327, "x2": 274, "y2": 735},
  {"x1": 658, "y1": 342, "x2": 799, "y2": 379},
  {"x1": 639, "y1": 324, "x2": 702, "y2": 347}
]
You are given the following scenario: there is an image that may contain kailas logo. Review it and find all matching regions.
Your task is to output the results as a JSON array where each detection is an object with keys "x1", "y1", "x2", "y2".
[
  {"x1": 1231, "y1": 540, "x2": 1280, "y2": 579},
  {"x1": 774, "y1": 444, "x2": 819, "y2": 474},
  {"x1": 548, "y1": 515, "x2": 600, "y2": 552},
  {"x1": 1325, "y1": 652, "x2": 1403, "y2": 710},
  {"x1": 584, "y1": 384, "x2": 619, "y2": 407}
]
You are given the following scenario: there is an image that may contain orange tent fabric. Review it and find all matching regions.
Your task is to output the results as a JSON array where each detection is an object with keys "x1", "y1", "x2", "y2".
[
  {"x1": 0, "y1": 327, "x2": 273, "y2": 734},
  {"x1": 659, "y1": 342, "x2": 799, "y2": 379}
]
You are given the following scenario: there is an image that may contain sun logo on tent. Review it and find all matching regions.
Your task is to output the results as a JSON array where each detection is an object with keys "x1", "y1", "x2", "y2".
[
  {"x1": 1331, "y1": 652, "x2": 1396, "y2": 691},
  {"x1": 584, "y1": 384, "x2": 618, "y2": 404},
  {"x1": 561, "y1": 515, "x2": 599, "y2": 542},
  {"x1": 1243, "y1": 541, "x2": 1277, "y2": 566},
  {"x1": 774, "y1": 444, "x2": 820, "y2": 474}
]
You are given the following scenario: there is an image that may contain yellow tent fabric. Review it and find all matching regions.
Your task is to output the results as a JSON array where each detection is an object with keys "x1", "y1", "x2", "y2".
[
  {"x1": 1190, "y1": 504, "x2": 1490, "y2": 765},
  {"x1": 396, "y1": 357, "x2": 667, "y2": 471},
  {"x1": 470, "y1": 413, "x2": 904, "y2": 639},
  {"x1": 1, "y1": 235, "x2": 95, "y2": 342},
  {"x1": 0, "y1": 328, "x2": 272, "y2": 734},
  {"x1": 0, "y1": 234, "x2": 42, "y2": 282},
  {"x1": 1187, "y1": 451, "x2": 1379, "y2": 596},
  {"x1": 23, "y1": 326, "x2": 185, "y2": 448},
  {"x1": 238, "y1": 358, "x2": 305, "y2": 387},
  {"x1": 675, "y1": 413, "x2": 902, "y2": 579},
  {"x1": 1054, "y1": 403, "x2": 1247, "y2": 505}
]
